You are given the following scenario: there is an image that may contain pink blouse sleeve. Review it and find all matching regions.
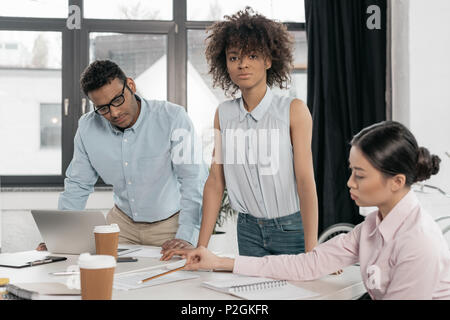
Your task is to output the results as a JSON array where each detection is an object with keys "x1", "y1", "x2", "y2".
[{"x1": 233, "y1": 223, "x2": 362, "y2": 281}]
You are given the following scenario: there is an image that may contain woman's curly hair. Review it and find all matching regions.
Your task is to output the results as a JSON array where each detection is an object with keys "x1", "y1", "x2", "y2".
[{"x1": 205, "y1": 7, "x2": 294, "y2": 97}]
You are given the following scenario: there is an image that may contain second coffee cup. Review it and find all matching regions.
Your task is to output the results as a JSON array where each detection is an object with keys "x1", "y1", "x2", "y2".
[
  {"x1": 78, "y1": 253, "x2": 116, "y2": 300},
  {"x1": 94, "y1": 224, "x2": 120, "y2": 259}
]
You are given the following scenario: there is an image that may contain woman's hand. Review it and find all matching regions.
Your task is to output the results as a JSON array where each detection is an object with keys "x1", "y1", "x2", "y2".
[{"x1": 161, "y1": 246, "x2": 234, "y2": 271}]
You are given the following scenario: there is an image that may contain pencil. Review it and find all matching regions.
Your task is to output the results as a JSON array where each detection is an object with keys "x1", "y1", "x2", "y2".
[{"x1": 138, "y1": 266, "x2": 185, "y2": 284}]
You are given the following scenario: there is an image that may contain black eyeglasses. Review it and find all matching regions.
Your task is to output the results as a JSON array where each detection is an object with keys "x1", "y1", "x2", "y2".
[{"x1": 93, "y1": 81, "x2": 128, "y2": 115}]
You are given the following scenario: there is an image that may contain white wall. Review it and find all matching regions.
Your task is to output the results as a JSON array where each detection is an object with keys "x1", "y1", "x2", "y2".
[{"x1": 392, "y1": 0, "x2": 450, "y2": 192}]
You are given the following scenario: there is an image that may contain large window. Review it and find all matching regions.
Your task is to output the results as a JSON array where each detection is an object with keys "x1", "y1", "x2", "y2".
[
  {"x1": 0, "y1": 31, "x2": 62, "y2": 176},
  {"x1": 0, "y1": 0, "x2": 306, "y2": 187}
]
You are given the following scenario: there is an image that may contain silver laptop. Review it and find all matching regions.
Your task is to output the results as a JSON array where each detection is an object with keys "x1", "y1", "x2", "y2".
[{"x1": 31, "y1": 210, "x2": 107, "y2": 254}]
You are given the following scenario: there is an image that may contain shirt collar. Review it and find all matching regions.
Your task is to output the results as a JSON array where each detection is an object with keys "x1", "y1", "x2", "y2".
[
  {"x1": 239, "y1": 86, "x2": 273, "y2": 122},
  {"x1": 369, "y1": 190, "x2": 420, "y2": 242},
  {"x1": 108, "y1": 94, "x2": 146, "y2": 134}
]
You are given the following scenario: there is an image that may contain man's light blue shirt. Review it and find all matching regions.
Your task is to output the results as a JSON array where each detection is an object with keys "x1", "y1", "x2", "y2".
[{"x1": 58, "y1": 96, "x2": 208, "y2": 245}]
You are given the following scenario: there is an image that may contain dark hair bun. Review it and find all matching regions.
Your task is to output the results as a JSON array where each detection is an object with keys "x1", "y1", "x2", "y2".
[{"x1": 415, "y1": 147, "x2": 441, "y2": 182}]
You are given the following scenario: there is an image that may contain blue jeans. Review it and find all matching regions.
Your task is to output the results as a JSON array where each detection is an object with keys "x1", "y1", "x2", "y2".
[{"x1": 237, "y1": 211, "x2": 305, "y2": 257}]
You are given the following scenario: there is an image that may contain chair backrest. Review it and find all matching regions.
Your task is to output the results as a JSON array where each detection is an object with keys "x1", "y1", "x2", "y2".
[{"x1": 318, "y1": 223, "x2": 355, "y2": 244}]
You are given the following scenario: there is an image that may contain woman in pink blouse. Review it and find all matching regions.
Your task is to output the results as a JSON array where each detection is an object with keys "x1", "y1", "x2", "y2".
[{"x1": 164, "y1": 121, "x2": 450, "y2": 300}]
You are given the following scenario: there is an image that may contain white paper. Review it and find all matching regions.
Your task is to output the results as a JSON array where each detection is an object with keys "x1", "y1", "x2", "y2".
[
  {"x1": 114, "y1": 269, "x2": 199, "y2": 291},
  {"x1": 203, "y1": 276, "x2": 275, "y2": 288},
  {"x1": 120, "y1": 247, "x2": 163, "y2": 259},
  {"x1": 115, "y1": 258, "x2": 187, "y2": 277},
  {"x1": 0, "y1": 250, "x2": 50, "y2": 267}
]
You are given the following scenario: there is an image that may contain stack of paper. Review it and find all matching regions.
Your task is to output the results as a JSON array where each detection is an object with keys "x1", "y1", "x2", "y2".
[{"x1": 119, "y1": 247, "x2": 163, "y2": 259}]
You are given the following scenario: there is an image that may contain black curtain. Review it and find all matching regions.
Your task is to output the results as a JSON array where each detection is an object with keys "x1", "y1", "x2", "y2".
[{"x1": 305, "y1": 0, "x2": 387, "y2": 234}]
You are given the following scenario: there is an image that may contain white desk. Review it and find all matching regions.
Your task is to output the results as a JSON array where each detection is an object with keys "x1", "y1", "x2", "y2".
[{"x1": 0, "y1": 247, "x2": 366, "y2": 300}]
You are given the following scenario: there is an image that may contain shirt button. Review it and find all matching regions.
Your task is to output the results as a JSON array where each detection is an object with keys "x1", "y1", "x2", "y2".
[
  {"x1": 128, "y1": 181, "x2": 132, "y2": 185},
  {"x1": 125, "y1": 162, "x2": 128, "y2": 166},
  {"x1": 124, "y1": 139, "x2": 128, "y2": 142},
  {"x1": 131, "y1": 199, "x2": 135, "y2": 202}
]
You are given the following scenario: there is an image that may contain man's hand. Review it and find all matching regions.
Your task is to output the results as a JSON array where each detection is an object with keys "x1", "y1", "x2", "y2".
[
  {"x1": 36, "y1": 242, "x2": 47, "y2": 251},
  {"x1": 160, "y1": 239, "x2": 193, "y2": 259}
]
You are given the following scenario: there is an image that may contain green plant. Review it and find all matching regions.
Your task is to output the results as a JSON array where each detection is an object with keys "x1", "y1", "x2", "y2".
[{"x1": 214, "y1": 188, "x2": 237, "y2": 233}]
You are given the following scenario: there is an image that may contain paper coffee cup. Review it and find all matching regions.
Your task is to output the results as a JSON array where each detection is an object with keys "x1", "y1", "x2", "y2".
[
  {"x1": 78, "y1": 253, "x2": 116, "y2": 300},
  {"x1": 94, "y1": 224, "x2": 120, "y2": 259}
]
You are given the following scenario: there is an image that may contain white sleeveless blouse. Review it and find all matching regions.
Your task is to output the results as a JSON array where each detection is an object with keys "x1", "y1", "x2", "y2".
[{"x1": 218, "y1": 86, "x2": 300, "y2": 219}]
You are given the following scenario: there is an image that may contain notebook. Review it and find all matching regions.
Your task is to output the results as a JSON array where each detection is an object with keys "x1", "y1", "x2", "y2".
[
  {"x1": 4, "y1": 282, "x2": 81, "y2": 300},
  {"x1": 202, "y1": 276, "x2": 320, "y2": 300}
]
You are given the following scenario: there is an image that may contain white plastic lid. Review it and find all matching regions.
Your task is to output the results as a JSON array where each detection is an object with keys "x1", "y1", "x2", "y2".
[
  {"x1": 94, "y1": 223, "x2": 120, "y2": 234},
  {"x1": 78, "y1": 253, "x2": 116, "y2": 269}
]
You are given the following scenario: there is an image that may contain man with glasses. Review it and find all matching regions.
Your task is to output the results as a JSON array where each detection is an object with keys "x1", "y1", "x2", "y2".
[{"x1": 38, "y1": 59, "x2": 208, "y2": 251}]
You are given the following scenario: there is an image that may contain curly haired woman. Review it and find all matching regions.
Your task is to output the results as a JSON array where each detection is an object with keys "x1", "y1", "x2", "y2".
[{"x1": 163, "y1": 7, "x2": 319, "y2": 258}]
